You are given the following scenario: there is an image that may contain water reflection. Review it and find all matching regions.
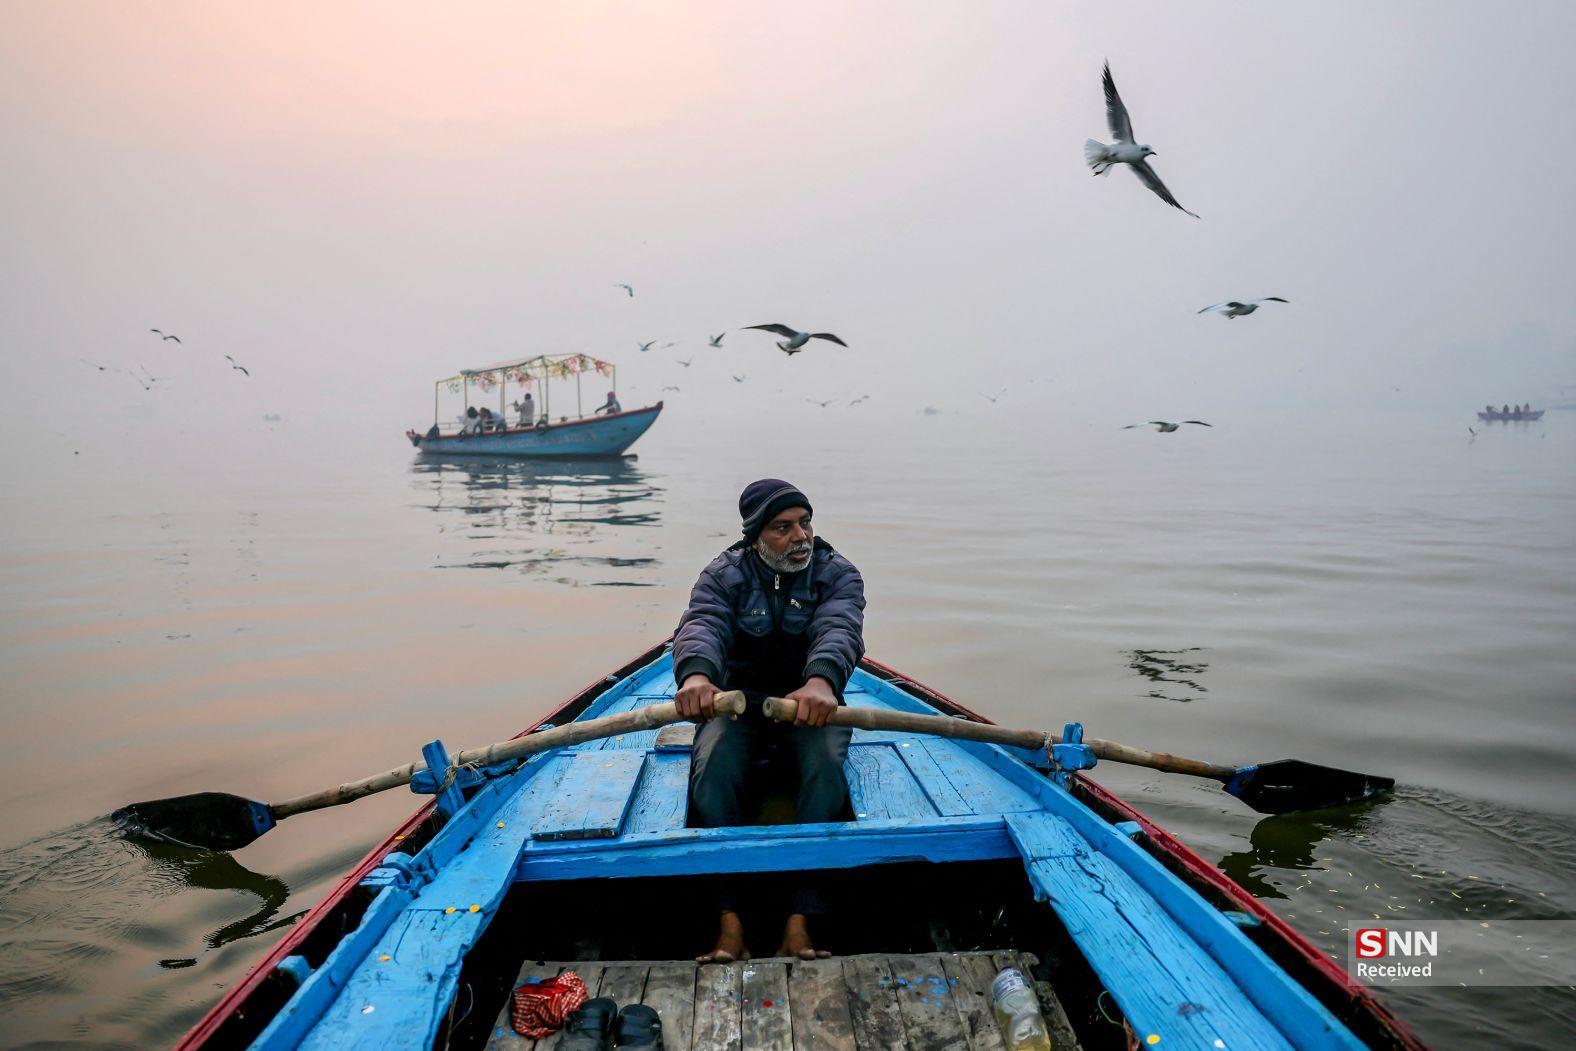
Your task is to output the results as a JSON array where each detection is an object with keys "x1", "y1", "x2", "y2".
[
  {"x1": 1123, "y1": 646, "x2": 1208, "y2": 702},
  {"x1": 126, "y1": 839, "x2": 297, "y2": 963},
  {"x1": 410, "y1": 456, "x2": 664, "y2": 585},
  {"x1": 0, "y1": 820, "x2": 297, "y2": 1014},
  {"x1": 1217, "y1": 801, "x2": 1387, "y2": 900}
]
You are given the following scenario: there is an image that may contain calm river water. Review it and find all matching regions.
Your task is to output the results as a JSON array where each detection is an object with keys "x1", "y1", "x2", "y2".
[{"x1": 1, "y1": 402, "x2": 1572, "y2": 1047}]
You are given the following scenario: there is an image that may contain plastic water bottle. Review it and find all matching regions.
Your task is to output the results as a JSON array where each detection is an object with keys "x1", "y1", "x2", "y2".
[{"x1": 991, "y1": 966, "x2": 1052, "y2": 1050}]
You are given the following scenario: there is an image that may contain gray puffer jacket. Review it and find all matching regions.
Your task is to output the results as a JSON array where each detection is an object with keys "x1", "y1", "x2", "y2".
[{"x1": 673, "y1": 537, "x2": 865, "y2": 696}]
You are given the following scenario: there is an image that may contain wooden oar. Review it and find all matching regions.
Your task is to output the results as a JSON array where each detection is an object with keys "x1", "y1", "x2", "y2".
[
  {"x1": 762, "y1": 697, "x2": 1392, "y2": 814},
  {"x1": 113, "y1": 692, "x2": 747, "y2": 852}
]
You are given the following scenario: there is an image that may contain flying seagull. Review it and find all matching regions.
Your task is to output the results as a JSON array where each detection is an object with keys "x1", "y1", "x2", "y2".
[
  {"x1": 1085, "y1": 63, "x2": 1199, "y2": 219},
  {"x1": 150, "y1": 329, "x2": 181, "y2": 342},
  {"x1": 848, "y1": 394, "x2": 870, "y2": 405},
  {"x1": 225, "y1": 354, "x2": 250, "y2": 377},
  {"x1": 1198, "y1": 297, "x2": 1289, "y2": 319},
  {"x1": 638, "y1": 340, "x2": 657, "y2": 353},
  {"x1": 675, "y1": 356, "x2": 694, "y2": 367},
  {"x1": 661, "y1": 385, "x2": 681, "y2": 392},
  {"x1": 743, "y1": 323, "x2": 847, "y2": 356},
  {"x1": 79, "y1": 358, "x2": 117, "y2": 372},
  {"x1": 708, "y1": 332, "x2": 726, "y2": 347},
  {"x1": 732, "y1": 374, "x2": 747, "y2": 383},
  {"x1": 806, "y1": 398, "x2": 837, "y2": 408},
  {"x1": 1123, "y1": 420, "x2": 1212, "y2": 433},
  {"x1": 615, "y1": 284, "x2": 634, "y2": 297},
  {"x1": 979, "y1": 389, "x2": 1006, "y2": 404},
  {"x1": 139, "y1": 365, "x2": 169, "y2": 383}
]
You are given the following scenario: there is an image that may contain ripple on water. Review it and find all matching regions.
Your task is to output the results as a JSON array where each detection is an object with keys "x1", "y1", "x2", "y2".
[
  {"x1": 0, "y1": 819, "x2": 314, "y2": 1046},
  {"x1": 1219, "y1": 787, "x2": 1576, "y2": 1049}
]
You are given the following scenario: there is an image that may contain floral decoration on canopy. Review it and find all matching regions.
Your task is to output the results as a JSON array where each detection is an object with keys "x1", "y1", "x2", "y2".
[{"x1": 441, "y1": 353, "x2": 615, "y2": 396}]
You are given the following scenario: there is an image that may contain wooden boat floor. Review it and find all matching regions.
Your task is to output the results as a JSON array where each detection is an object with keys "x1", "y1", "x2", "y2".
[{"x1": 485, "y1": 950, "x2": 1084, "y2": 1050}]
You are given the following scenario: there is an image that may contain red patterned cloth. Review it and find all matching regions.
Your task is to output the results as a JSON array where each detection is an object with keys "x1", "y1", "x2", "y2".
[{"x1": 510, "y1": 970, "x2": 589, "y2": 1038}]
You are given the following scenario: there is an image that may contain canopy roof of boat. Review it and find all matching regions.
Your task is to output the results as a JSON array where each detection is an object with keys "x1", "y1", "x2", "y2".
[{"x1": 441, "y1": 353, "x2": 615, "y2": 390}]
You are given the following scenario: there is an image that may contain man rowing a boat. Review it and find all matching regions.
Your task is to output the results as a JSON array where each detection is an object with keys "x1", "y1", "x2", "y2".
[{"x1": 673, "y1": 478, "x2": 866, "y2": 963}]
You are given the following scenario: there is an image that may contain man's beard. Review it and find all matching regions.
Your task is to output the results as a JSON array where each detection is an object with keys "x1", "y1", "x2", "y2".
[{"x1": 756, "y1": 540, "x2": 812, "y2": 574}]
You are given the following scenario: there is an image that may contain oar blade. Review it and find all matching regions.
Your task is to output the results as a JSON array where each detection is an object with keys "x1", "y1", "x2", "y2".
[
  {"x1": 112, "y1": 792, "x2": 276, "y2": 852},
  {"x1": 1224, "y1": 759, "x2": 1395, "y2": 815}
]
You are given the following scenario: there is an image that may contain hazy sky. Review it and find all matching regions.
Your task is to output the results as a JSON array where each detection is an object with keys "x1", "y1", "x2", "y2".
[{"x1": 3, "y1": 1, "x2": 1574, "y2": 428}]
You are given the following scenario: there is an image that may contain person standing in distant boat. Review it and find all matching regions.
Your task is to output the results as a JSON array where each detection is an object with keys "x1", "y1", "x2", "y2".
[
  {"x1": 673, "y1": 479, "x2": 865, "y2": 964},
  {"x1": 462, "y1": 406, "x2": 482, "y2": 435},
  {"x1": 594, "y1": 390, "x2": 622, "y2": 416},
  {"x1": 513, "y1": 392, "x2": 535, "y2": 427}
]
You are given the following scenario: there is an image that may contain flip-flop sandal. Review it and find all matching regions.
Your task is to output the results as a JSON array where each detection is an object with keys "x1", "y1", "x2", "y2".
[
  {"x1": 558, "y1": 996, "x2": 618, "y2": 1050},
  {"x1": 614, "y1": 1003, "x2": 664, "y2": 1049}
]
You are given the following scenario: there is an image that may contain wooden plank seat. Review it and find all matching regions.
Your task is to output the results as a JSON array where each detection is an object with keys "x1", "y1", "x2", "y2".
[{"x1": 483, "y1": 950, "x2": 1082, "y2": 1050}]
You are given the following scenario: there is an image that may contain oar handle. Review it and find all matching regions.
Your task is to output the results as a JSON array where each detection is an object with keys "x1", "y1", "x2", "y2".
[
  {"x1": 272, "y1": 691, "x2": 747, "y2": 820},
  {"x1": 760, "y1": 697, "x2": 1235, "y2": 781},
  {"x1": 1083, "y1": 737, "x2": 1236, "y2": 781}
]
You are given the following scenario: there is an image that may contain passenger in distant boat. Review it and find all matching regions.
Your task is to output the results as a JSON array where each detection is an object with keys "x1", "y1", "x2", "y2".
[
  {"x1": 477, "y1": 406, "x2": 500, "y2": 432},
  {"x1": 462, "y1": 406, "x2": 482, "y2": 435},
  {"x1": 512, "y1": 392, "x2": 535, "y2": 427},
  {"x1": 1522, "y1": 403, "x2": 1531, "y2": 414},
  {"x1": 674, "y1": 479, "x2": 865, "y2": 965},
  {"x1": 594, "y1": 390, "x2": 622, "y2": 416}
]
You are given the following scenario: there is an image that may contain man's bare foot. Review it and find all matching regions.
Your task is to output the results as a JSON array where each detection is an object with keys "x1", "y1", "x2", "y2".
[
  {"x1": 775, "y1": 913, "x2": 832, "y2": 960},
  {"x1": 696, "y1": 909, "x2": 749, "y2": 964}
]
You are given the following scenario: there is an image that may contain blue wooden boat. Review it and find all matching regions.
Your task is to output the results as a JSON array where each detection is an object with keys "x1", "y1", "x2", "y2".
[
  {"x1": 407, "y1": 354, "x2": 661, "y2": 458},
  {"x1": 408, "y1": 404, "x2": 662, "y2": 458},
  {"x1": 176, "y1": 643, "x2": 1424, "y2": 1050}
]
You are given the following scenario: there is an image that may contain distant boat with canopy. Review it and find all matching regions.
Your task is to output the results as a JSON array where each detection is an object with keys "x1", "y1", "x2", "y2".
[{"x1": 406, "y1": 353, "x2": 661, "y2": 457}]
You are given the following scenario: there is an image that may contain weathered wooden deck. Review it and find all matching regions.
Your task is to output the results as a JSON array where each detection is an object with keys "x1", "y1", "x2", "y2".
[{"x1": 485, "y1": 950, "x2": 1082, "y2": 1050}]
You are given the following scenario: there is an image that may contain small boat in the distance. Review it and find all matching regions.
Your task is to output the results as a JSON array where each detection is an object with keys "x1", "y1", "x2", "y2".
[
  {"x1": 407, "y1": 353, "x2": 661, "y2": 457},
  {"x1": 170, "y1": 642, "x2": 1424, "y2": 1050},
  {"x1": 1477, "y1": 407, "x2": 1544, "y2": 422}
]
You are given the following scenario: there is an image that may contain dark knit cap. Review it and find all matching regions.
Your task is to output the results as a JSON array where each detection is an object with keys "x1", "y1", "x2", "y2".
[{"x1": 739, "y1": 478, "x2": 812, "y2": 543}]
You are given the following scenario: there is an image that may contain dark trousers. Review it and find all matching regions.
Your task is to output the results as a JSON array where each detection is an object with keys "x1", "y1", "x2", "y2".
[{"x1": 690, "y1": 698, "x2": 852, "y2": 915}]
